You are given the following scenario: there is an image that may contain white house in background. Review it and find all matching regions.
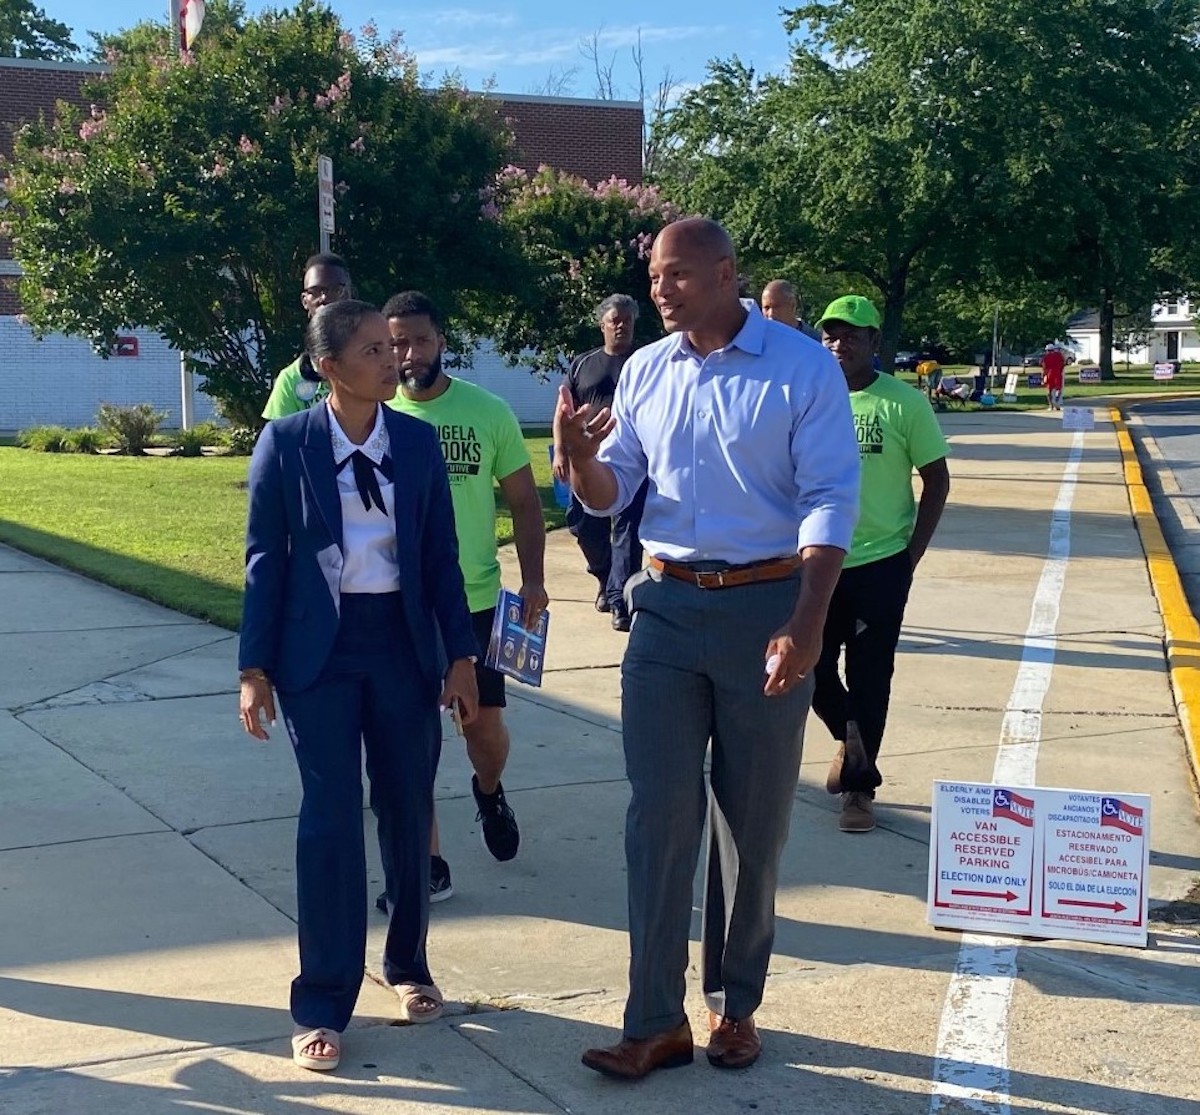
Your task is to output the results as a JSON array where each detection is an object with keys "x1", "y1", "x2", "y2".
[{"x1": 1067, "y1": 298, "x2": 1200, "y2": 365}]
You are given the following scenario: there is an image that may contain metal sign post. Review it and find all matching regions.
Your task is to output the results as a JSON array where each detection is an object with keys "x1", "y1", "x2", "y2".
[{"x1": 317, "y1": 155, "x2": 335, "y2": 253}]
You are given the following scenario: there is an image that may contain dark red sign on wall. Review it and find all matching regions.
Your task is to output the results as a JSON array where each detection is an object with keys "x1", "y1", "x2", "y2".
[{"x1": 111, "y1": 336, "x2": 139, "y2": 357}]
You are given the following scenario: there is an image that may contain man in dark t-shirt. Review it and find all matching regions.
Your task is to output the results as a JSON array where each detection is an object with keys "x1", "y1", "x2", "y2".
[{"x1": 552, "y1": 293, "x2": 647, "y2": 631}]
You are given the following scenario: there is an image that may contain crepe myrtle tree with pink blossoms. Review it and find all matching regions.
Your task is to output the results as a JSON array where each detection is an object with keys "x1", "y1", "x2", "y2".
[
  {"x1": 476, "y1": 164, "x2": 679, "y2": 375},
  {"x1": 2, "y1": 0, "x2": 517, "y2": 426}
]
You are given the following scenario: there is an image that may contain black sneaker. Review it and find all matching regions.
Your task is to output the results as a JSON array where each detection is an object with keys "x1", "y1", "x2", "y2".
[
  {"x1": 595, "y1": 590, "x2": 612, "y2": 613},
  {"x1": 472, "y1": 775, "x2": 520, "y2": 862},
  {"x1": 429, "y1": 855, "x2": 454, "y2": 903},
  {"x1": 374, "y1": 854, "x2": 454, "y2": 914}
]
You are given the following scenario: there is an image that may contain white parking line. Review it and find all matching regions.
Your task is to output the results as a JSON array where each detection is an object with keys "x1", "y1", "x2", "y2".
[{"x1": 929, "y1": 430, "x2": 1086, "y2": 1114}]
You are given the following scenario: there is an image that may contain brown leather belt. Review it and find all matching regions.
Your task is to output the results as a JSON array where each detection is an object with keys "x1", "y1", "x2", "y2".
[{"x1": 648, "y1": 554, "x2": 802, "y2": 590}]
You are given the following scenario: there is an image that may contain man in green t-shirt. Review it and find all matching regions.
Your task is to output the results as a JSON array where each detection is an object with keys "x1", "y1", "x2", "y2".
[
  {"x1": 379, "y1": 290, "x2": 548, "y2": 904},
  {"x1": 813, "y1": 295, "x2": 951, "y2": 834},
  {"x1": 260, "y1": 252, "x2": 352, "y2": 419}
]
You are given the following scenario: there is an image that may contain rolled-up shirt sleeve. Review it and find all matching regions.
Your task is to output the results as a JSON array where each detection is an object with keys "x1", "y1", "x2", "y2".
[
  {"x1": 586, "y1": 372, "x2": 648, "y2": 517},
  {"x1": 791, "y1": 352, "x2": 861, "y2": 552}
]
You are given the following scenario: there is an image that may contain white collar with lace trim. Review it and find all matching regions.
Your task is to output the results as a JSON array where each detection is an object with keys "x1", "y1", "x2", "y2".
[{"x1": 327, "y1": 402, "x2": 389, "y2": 466}]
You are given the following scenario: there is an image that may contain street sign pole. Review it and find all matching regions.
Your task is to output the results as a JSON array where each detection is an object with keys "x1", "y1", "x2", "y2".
[{"x1": 317, "y1": 155, "x2": 335, "y2": 253}]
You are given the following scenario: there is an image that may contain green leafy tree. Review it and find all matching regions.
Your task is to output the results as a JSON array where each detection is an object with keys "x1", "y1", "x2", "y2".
[
  {"x1": 480, "y1": 165, "x2": 677, "y2": 373},
  {"x1": 655, "y1": 48, "x2": 971, "y2": 369},
  {"x1": 3, "y1": 0, "x2": 517, "y2": 424},
  {"x1": 655, "y1": 1, "x2": 1200, "y2": 376},
  {"x1": 0, "y1": 0, "x2": 78, "y2": 60}
]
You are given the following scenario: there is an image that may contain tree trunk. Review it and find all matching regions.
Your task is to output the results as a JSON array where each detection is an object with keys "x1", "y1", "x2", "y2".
[
  {"x1": 1099, "y1": 289, "x2": 1117, "y2": 381},
  {"x1": 879, "y1": 268, "x2": 907, "y2": 372}
]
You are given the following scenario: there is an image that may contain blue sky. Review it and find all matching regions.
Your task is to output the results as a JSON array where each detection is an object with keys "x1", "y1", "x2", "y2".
[{"x1": 48, "y1": 1, "x2": 797, "y2": 98}]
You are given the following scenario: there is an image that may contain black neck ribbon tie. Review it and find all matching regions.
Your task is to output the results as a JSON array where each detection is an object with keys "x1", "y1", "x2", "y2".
[{"x1": 337, "y1": 451, "x2": 393, "y2": 515}]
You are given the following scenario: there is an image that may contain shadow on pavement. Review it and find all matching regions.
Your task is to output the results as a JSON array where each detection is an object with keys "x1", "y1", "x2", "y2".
[{"x1": 3, "y1": 1001, "x2": 1195, "y2": 1115}]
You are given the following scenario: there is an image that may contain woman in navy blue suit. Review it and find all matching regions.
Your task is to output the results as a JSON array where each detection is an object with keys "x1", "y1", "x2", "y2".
[{"x1": 239, "y1": 300, "x2": 479, "y2": 1071}]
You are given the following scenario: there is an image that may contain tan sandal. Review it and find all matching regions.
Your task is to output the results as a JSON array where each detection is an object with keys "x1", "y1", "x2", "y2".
[
  {"x1": 393, "y1": 982, "x2": 444, "y2": 1024},
  {"x1": 291, "y1": 1026, "x2": 341, "y2": 1071}
]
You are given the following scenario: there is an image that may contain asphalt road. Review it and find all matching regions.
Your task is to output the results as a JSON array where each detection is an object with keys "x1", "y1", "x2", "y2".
[{"x1": 1126, "y1": 397, "x2": 1200, "y2": 618}]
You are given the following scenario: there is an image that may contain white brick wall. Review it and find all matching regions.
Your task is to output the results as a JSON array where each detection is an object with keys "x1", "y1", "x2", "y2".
[
  {"x1": 1, "y1": 318, "x2": 218, "y2": 430},
  {"x1": 2, "y1": 321, "x2": 565, "y2": 431}
]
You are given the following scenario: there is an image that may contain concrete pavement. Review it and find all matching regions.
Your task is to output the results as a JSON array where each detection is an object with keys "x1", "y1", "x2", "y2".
[{"x1": 0, "y1": 407, "x2": 1197, "y2": 1114}]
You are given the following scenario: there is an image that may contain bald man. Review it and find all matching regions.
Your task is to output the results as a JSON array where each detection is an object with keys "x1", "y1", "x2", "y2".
[
  {"x1": 560, "y1": 218, "x2": 859, "y2": 1079},
  {"x1": 761, "y1": 279, "x2": 820, "y2": 340}
]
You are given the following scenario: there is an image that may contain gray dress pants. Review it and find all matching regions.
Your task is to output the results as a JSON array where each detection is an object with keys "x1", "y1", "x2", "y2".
[{"x1": 619, "y1": 566, "x2": 813, "y2": 1039}]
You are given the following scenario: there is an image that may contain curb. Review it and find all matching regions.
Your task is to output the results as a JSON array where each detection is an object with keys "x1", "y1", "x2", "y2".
[{"x1": 1110, "y1": 405, "x2": 1200, "y2": 792}]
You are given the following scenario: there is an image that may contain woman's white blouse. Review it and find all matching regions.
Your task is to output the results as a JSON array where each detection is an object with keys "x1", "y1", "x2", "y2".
[{"x1": 327, "y1": 404, "x2": 401, "y2": 594}]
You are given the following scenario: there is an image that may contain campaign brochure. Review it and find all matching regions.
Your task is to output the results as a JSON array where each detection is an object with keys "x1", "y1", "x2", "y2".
[{"x1": 485, "y1": 588, "x2": 549, "y2": 687}]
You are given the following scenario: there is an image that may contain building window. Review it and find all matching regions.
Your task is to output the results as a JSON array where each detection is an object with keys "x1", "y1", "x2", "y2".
[{"x1": 1166, "y1": 301, "x2": 1179, "y2": 316}]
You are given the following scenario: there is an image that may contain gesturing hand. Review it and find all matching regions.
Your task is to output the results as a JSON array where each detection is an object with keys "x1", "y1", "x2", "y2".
[{"x1": 557, "y1": 384, "x2": 615, "y2": 465}]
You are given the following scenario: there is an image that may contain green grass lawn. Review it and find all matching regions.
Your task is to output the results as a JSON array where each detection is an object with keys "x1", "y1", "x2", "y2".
[{"x1": 0, "y1": 435, "x2": 565, "y2": 631}]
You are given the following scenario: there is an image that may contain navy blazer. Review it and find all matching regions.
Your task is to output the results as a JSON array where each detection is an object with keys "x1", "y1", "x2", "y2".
[{"x1": 238, "y1": 402, "x2": 478, "y2": 693}]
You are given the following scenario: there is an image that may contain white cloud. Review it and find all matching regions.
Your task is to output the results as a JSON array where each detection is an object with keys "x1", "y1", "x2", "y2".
[{"x1": 429, "y1": 8, "x2": 520, "y2": 30}]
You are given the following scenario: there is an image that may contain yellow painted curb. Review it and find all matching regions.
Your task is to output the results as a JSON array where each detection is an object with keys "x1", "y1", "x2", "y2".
[{"x1": 1111, "y1": 405, "x2": 1200, "y2": 790}]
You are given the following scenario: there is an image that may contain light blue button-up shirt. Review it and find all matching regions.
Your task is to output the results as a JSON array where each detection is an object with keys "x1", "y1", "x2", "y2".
[{"x1": 589, "y1": 303, "x2": 860, "y2": 564}]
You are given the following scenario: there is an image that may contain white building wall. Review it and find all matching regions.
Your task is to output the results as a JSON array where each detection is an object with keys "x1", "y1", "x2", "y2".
[
  {"x1": 1067, "y1": 329, "x2": 1101, "y2": 363},
  {"x1": 2, "y1": 321, "x2": 562, "y2": 431},
  {"x1": 450, "y1": 341, "x2": 564, "y2": 427},
  {"x1": 1, "y1": 318, "x2": 217, "y2": 430}
]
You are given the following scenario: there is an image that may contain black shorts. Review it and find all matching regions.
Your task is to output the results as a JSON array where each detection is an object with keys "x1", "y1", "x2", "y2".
[{"x1": 471, "y1": 608, "x2": 506, "y2": 708}]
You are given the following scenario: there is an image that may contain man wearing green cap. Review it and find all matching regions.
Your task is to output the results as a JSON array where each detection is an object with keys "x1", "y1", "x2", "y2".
[{"x1": 813, "y1": 295, "x2": 950, "y2": 832}]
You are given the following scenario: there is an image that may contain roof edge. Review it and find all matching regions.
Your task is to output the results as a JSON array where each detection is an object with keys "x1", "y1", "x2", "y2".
[{"x1": 0, "y1": 56, "x2": 108, "y2": 74}]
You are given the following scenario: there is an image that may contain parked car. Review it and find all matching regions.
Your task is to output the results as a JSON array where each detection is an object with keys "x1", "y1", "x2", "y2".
[{"x1": 894, "y1": 351, "x2": 920, "y2": 371}]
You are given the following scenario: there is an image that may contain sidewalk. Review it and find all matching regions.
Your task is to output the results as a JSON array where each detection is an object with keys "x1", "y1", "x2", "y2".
[{"x1": 0, "y1": 409, "x2": 1197, "y2": 1114}]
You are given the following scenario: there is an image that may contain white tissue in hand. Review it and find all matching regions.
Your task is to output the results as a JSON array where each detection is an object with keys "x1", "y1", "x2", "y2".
[{"x1": 765, "y1": 653, "x2": 781, "y2": 675}]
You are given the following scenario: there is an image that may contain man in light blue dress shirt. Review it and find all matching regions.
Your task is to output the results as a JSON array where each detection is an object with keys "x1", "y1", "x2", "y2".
[{"x1": 560, "y1": 218, "x2": 860, "y2": 1080}]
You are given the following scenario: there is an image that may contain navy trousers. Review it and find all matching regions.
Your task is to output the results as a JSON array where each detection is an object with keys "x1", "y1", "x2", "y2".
[
  {"x1": 277, "y1": 593, "x2": 440, "y2": 1032},
  {"x1": 567, "y1": 479, "x2": 648, "y2": 612}
]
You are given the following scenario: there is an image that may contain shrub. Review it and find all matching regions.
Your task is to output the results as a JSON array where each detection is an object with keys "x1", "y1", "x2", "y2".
[
  {"x1": 222, "y1": 425, "x2": 259, "y2": 456},
  {"x1": 189, "y1": 421, "x2": 226, "y2": 446},
  {"x1": 17, "y1": 425, "x2": 71, "y2": 452},
  {"x1": 174, "y1": 428, "x2": 205, "y2": 457},
  {"x1": 63, "y1": 427, "x2": 105, "y2": 454},
  {"x1": 96, "y1": 403, "x2": 168, "y2": 455}
]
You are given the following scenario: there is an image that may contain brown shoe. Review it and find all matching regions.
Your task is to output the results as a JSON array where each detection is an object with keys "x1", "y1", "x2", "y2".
[
  {"x1": 839, "y1": 791, "x2": 876, "y2": 832},
  {"x1": 706, "y1": 1011, "x2": 761, "y2": 1069},
  {"x1": 581, "y1": 1020, "x2": 694, "y2": 1080}
]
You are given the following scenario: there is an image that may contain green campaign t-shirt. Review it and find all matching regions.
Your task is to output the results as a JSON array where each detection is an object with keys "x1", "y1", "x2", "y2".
[
  {"x1": 388, "y1": 378, "x2": 530, "y2": 612},
  {"x1": 845, "y1": 372, "x2": 949, "y2": 569},
  {"x1": 261, "y1": 355, "x2": 328, "y2": 420}
]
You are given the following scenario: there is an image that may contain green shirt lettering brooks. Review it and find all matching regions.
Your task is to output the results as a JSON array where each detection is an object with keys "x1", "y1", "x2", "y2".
[
  {"x1": 845, "y1": 372, "x2": 949, "y2": 569},
  {"x1": 388, "y1": 379, "x2": 530, "y2": 612}
]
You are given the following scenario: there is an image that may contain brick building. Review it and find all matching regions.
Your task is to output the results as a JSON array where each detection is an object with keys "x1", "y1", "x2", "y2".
[{"x1": 0, "y1": 57, "x2": 643, "y2": 428}]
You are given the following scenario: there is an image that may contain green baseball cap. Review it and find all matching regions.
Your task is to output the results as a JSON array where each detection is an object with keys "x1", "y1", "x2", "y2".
[{"x1": 816, "y1": 295, "x2": 881, "y2": 331}]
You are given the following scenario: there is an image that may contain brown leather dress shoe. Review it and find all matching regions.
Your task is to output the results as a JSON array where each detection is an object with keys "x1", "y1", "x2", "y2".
[
  {"x1": 581, "y1": 1020, "x2": 694, "y2": 1080},
  {"x1": 706, "y1": 1011, "x2": 761, "y2": 1069}
]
